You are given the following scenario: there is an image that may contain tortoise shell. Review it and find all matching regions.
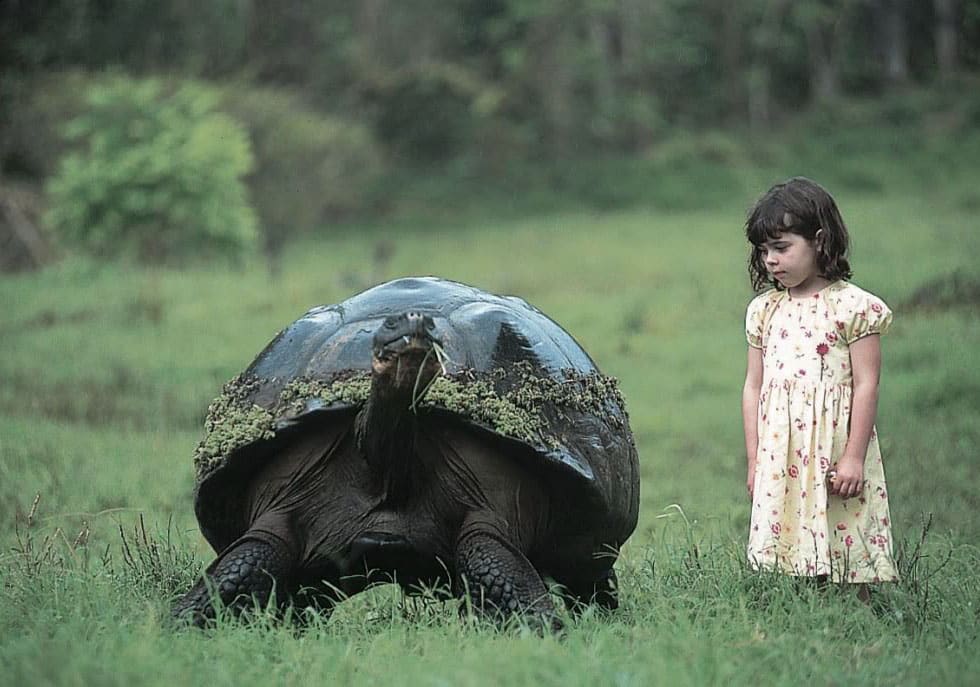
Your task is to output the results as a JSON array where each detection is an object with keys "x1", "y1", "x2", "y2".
[{"x1": 193, "y1": 277, "x2": 636, "y2": 508}]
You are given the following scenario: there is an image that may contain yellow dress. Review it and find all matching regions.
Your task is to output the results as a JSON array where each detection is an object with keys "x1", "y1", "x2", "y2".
[{"x1": 745, "y1": 280, "x2": 899, "y2": 583}]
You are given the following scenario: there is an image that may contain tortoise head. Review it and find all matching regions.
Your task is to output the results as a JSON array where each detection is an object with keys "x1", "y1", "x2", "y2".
[{"x1": 371, "y1": 312, "x2": 442, "y2": 397}]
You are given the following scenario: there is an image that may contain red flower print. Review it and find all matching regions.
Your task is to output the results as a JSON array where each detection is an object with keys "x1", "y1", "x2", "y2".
[
  {"x1": 845, "y1": 535, "x2": 854, "y2": 547},
  {"x1": 771, "y1": 523, "x2": 781, "y2": 535},
  {"x1": 871, "y1": 302, "x2": 883, "y2": 314},
  {"x1": 826, "y1": 331, "x2": 838, "y2": 345},
  {"x1": 835, "y1": 320, "x2": 846, "y2": 331},
  {"x1": 819, "y1": 457, "x2": 830, "y2": 471},
  {"x1": 836, "y1": 522, "x2": 847, "y2": 531},
  {"x1": 816, "y1": 342, "x2": 829, "y2": 380},
  {"x1": 788, "y1": 465, "x2": 799, "y2": 478}
]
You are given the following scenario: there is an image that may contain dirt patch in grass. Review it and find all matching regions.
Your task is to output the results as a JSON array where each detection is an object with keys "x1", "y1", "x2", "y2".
[
  {"x1": 901, "y1": 271, "x2": 980, "y2": 313},
  {"x1": 0, "y1": 366, "x2": 200, "y2": 430}
]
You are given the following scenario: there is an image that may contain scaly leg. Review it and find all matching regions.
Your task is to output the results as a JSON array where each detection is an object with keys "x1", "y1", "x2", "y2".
[
  {"x1": 454, "y1": 513, "x2": 562, "y2": 632},
  {"x1": 172, "y1": 532, "x2": 296, "y2": 627}
]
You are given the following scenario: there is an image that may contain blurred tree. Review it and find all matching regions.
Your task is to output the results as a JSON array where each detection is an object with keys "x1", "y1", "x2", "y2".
[
  {"x1": 0, "y1": 0, "x2": 249, "y2": 75},
  {"x1": 44, "y1": 77, "x2": 258, "y2": 264},
  {"x1": 3, "y1": 0, "x2": 980, "y2": 189},
  {"x1": 934, "y1": 0, "x2": 959, "y2": 76},
  {"x1": 877, "y1": 0, "x2": 911, "y2": 84},
  {"x1": 220, "y1": 85, "x2": 383, "y2": 275}
]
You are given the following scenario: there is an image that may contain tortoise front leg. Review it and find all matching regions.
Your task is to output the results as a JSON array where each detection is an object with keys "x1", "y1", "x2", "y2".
[
  {"x1": 172, "y1": 531, "x2": 297, "y2": 627},
  {"x1": 454, "y1": 513, "x2": 561, "y2": 632}
]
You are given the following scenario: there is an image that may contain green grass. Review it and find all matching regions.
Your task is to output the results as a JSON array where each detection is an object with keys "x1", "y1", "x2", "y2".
[{"x1": 2, "y1": 163, "x2": 979, "y2": 685}]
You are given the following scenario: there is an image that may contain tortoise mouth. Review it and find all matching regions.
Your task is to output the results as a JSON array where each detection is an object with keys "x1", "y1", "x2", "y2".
[
  {"x1": 372, "y1": 336, "x2": 444, "y2": 399},
  {"x1": 375, "y1": 333, "x2": 440, "y2": 361},
  {"x1": 372, "y1": 312, "x2": 441, "y2": 361}
]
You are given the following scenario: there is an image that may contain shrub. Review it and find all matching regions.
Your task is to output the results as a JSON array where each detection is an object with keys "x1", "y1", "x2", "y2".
[
  {"x1": 219, "y1": 85, "x2": 384, "y2": 263},
  {"x1": 362, "y1": 62, "x2": 501, "y2": 162},
  {"x1": 44, "y1": 76, "x2": 258, "y2": 264}
]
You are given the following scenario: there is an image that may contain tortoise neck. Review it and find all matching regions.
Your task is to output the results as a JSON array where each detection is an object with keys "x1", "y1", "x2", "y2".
[{"x1": 355, "y1": 381, "x2": 420, "y2": 503}]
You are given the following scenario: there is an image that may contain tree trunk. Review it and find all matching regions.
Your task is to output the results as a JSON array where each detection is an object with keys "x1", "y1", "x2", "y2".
[
  {"x1": 934, "y1": 0, "x2": 958, "y2": 78},
  {"x1": 588, "y1": 10, "x2": 619, "y2": 145},
  {"x1": 0, "y1": 181, "x2": 52, "y2": 273},
  {"x1": 719, "y1": 2, "x2": 743, "y2": 125},
  {"x1": 748, "y1": 65, "x2": 772, "y2": 132},
  {"x1": 529, "y1": 14, "x2": 576, "y2": 157},
  {"x1": 616, "y1": 0, "x2": 655, "y2": 148},
  {"x1": 878, "y1": 0, "x2": 909, "y2": 84},
  {"x1": 805, "y1": 19, "x2": 840, "y2": 102}
]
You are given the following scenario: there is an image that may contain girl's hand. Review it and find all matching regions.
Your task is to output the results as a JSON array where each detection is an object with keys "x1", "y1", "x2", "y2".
[{"x1": 830, "y1": 456, "x2": 864, "y2": 499}]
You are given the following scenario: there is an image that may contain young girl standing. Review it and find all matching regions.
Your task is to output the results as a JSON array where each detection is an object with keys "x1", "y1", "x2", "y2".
[{"x1": 742, "y1": 177, "x2": 898, "y2": 590}]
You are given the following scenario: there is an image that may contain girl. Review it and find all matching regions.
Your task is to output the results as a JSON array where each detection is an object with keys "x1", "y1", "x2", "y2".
[{"x1": 742, "y1": 177, "x2": 898, "y2": 591}]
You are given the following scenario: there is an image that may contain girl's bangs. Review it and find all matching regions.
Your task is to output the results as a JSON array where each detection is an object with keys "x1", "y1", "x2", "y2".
[{"x1": 746, "y1": 212, "x2": 785, "y2": 247}]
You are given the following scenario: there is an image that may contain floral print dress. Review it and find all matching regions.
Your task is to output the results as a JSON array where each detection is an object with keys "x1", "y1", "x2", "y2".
[{"x1": 745, "y1": 280, "x2": 899, "y2": 583}]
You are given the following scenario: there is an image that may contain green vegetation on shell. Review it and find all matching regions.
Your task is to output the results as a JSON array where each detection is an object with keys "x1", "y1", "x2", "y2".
[{"x1": 192, "y1": 363, "x2": 627, "y2": 481}]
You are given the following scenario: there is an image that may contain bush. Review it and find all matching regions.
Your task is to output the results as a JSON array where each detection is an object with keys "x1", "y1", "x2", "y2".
[
  {"x1": 44, "y1": 76, "x2": 258, "y2": 264},
  {"x1": 219, "y1": 85, "x2": 384, "y2": 261},
  {"x1": 362, "y1": 62, "x2": 501, "y2": 162}
]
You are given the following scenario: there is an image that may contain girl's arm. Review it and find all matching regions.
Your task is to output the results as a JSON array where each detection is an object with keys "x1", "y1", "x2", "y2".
[
  {"x1": 832, "y1": 334, "x2": 882, "y2": 499},
  {"x1": 742, "y1": 346, "x2": 764, "y2": 499}
]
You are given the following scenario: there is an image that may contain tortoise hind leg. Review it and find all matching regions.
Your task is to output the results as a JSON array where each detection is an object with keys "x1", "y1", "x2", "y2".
[
  {"x1": 454, "y1": 512, "x2": 562, "y2": 633},
  {"x1": 172, "y1": 531, "x2": 297, "y2": 627}
]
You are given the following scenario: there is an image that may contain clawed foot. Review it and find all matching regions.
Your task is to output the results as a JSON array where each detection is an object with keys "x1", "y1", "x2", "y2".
[
  {"x1": 455, "y1": 525, "x2": 563, "y2": 634},
  {"x1": 171, "y1": 536, "x2": 294, "y2": 628}
]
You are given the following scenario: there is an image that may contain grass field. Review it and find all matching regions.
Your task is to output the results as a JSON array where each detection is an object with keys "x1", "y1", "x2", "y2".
[{"x1": 1, "y1": 167, "x2": 978, "y2": 685}]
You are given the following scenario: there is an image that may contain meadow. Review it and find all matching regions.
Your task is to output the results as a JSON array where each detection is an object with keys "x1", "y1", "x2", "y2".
[{"x1": 1, "y1": 163, "x2": 978, "y2": 685}]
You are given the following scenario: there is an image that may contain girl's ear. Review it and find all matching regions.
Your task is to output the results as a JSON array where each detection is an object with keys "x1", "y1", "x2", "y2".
[{"x1": 814, "y1": 228, "x2": 824, "y2": 248}]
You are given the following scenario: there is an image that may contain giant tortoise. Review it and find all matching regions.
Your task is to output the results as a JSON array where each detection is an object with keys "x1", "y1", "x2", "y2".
[{"x1": 173, "y1": 276, "x2": 640, "y2": 629}]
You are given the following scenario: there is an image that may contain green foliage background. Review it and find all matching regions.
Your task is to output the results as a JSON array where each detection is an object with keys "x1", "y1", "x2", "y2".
[{"x1": 43, "y1": 77, "x2": 258, "y2": 264}]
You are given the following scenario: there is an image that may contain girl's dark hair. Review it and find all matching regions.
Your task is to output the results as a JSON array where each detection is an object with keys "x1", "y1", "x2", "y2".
[{"x1": 745, "y1": 176, "x2": 852, "y2": 292}]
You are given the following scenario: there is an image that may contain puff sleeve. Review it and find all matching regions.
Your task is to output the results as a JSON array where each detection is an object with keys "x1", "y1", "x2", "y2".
[
  {"x1": 745, "y1": 293, "x2": 769, "y2": 349},
  {"x1": 844, "y1": 291, "x2": 893, "y2": 344}
]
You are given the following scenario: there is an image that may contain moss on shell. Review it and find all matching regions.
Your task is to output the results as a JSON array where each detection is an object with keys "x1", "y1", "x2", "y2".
[
  {"x1": 193, "y1": 375, "x2": 276, "y2": 479},
  {"x1": 193, "y1": 363, "x2": 628, "y2": 482}
]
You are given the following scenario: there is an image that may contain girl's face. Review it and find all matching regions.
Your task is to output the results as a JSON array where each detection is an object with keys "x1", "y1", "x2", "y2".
[{"x1": 760, "y1": 231, "x2": 823, "y2": 292}]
